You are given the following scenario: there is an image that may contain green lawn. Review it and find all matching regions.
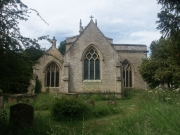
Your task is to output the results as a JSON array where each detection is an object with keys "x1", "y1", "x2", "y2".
[{"x1": 1, "y1": 89, "x2": 180, "y2": 135}]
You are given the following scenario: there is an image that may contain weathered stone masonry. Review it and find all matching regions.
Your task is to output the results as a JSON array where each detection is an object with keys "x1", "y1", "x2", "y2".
[{"x1": 29, "y1": 18, "x2": 147, "y2": 94}]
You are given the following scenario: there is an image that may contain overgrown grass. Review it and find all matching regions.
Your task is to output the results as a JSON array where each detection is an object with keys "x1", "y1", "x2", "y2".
[
  {"x1": 104, "y1": 88, "x2": 180, "y2": 135},
  {"x1": 1, "y1": 89, "x2": 180, "y2": 135}
]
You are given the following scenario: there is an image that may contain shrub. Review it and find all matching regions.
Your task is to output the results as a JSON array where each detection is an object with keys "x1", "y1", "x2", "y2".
[
  {"x1": 51, "y1": 97, "x2": 92, "y2": 121},
  {"x1": 121, "y1": 89, "x2": 135, "y2": 100},
  {"x1": 35, "y1": 76, "x2": 42, "y2": 93},
  {"x1": 0, "y1": 110, "x2": 8, "y2": 134}
]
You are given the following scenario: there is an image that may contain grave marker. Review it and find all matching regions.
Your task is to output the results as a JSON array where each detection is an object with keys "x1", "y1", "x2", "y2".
[
  {"x1": 0, "y1": 96, "x2": 4, "y2": 110},
  {"x1": 9, "y1": 103, "x2": 34, "y2": 130}
]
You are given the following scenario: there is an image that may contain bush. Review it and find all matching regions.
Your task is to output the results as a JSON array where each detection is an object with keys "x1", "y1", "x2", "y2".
[
  {"x1": 0, "y1": 110, "x2": 8, "y2": 134},
  {"x1": 35, "y1": 76, "x2": 42, "y2": 93},
  {"x1": 51, "y1": 97, "x2": 92, "y2": 121},
  {"x1": 121, "y1": 89, "x2": 135, "y2": 100}
]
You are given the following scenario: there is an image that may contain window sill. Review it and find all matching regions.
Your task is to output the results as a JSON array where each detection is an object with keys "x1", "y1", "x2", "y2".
[
  {"x1": 46, "y1": 87, "x2": 59, "y2": 88},
  {"x1": 83, "y1": 80, "x2": 101, "y2": 83}
]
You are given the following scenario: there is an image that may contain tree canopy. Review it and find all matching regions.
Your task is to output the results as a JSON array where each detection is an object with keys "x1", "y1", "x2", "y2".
[
  {"x1": 139, "y1": 0, "x2": 180, "y2": 88},
  {"x1": 0, "y1": 0, "x2": 46, "y2": 93},
  {"x1": 157, "y1": 0, "x2": 180, "y2": 37},
  {"x1": 58, "y1": 40, "x2": 66, "y2": 55},
  {"x1": 139, "y1": 38, "x2": 180, "y2": 88},
  {"x1": 157, "y1": 0, "x2": 180, "y2": 65}
]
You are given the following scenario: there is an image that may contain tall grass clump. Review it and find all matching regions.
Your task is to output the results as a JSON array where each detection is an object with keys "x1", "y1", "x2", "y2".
[
  {"x1": 91, "y1": 105, "x2": 121, "y2": 118},
  {"x1": 51, "y1": 97, "x2": 92, "y2": 121},
  {"x1": 105, "y1": 88, "x2": 180, "y2": 135},
  {"x1": 33, "y1": 93, "x2": 54, "y2": 110},
  {"x1": 78, "y1": 92, "x2": 118, "y2": 101}
]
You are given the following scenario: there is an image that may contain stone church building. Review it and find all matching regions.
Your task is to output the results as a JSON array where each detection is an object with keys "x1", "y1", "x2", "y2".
[{"x1": 30, "y1": 18, "x2": 147, "y2": 95}]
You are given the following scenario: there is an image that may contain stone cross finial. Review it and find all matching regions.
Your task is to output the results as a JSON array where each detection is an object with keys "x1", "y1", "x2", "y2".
[
  {"x1": 52, "y1": 36, "x2": 56, "y2": 47},
  {"x1": 90, "y1": 15, "x2": 94, "y2": 20}
]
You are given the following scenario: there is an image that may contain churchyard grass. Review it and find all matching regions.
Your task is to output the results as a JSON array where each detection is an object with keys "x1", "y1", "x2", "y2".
[{"x1": 1, "y1": 88, "x2": 180, "y2": 134}]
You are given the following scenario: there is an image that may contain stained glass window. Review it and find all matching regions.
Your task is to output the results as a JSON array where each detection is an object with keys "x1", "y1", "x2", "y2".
[
  {"x1": 122, "y1": 60, "x2": 132, "y2": 88},
  {"x1": 46, "y1": 62, "x2": 59, "y2": 87},
  {"x1": 84, "y1": 47, "x2": 100, "y2": 80}
]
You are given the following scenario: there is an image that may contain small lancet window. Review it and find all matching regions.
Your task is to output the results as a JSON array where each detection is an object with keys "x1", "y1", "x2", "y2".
[
  {"x1": 45, "y1": 62, "x2": 59, "y2": 87},
  {"x1": 122, "y1": 60, "x2": 132, "y2": 88},
  {"x1": 84, "y1": 47, "x2": 100, "y2": 80}
]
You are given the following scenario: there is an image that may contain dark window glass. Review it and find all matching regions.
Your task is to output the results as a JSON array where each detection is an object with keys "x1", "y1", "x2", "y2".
[
  {"x1": 123, "y1": 70, "x2": 125, "y2": 87},
  {"x1": 87, "y1": 54, "x2": 91, "y2": 59},
  {"x1": 84, "y1": 59, "x2": 88, "y2": 79},
  {"x1": 47, "y1": 71, "x2": 50, "y2": 87},
  {"x1": 93, "y1": 54, "x2": 97, "y2": 59},
  {"x1": 95, "y1": 59, "x2": 100, "y2": 79},
  {"x1": 90, "y1": 59, "x2": 94, "y2": 79},
  {"x1": 56, "y1": 71, "x2": 59, "y2": 87},
  {"x1": 126, "y1": 70, "x2": 128, "y2": 87},
  {"x1": 51, "y1": 71, "x2": 54, "y2": 87},
  {"x1": 130, "y1": 70, "x2": 132, "y2": 87},
  {"x1": 90, "y1": 49, "x2": 94, "y2": 54}
]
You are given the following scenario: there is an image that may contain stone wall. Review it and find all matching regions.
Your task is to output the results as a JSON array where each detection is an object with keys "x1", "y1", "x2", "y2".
[
  {"x1": 33, "y1": 46, "x2": 64, "y2": 93},
  {"x1": 113, "y1": 44, "x2": 147, "y2": 52},
  {"x1": 118, "y1": 51, "x2": 146, "y2": 89},
  {"x1": 64, "y1": 21, "x2": 123, "y2": 94}
]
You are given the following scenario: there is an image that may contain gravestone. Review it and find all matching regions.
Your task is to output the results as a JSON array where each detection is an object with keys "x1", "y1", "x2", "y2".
[
  {"x1": 9, "y1": 103, "x2": 34, "y2": 130},
  {"x1": 8, "y1": 96, "x2": 17, "y2": 103},
  {"x1": 0, "y1": 96, "x2": 4, "y2": 110}
]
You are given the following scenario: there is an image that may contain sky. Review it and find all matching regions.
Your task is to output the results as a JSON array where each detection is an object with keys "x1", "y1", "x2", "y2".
[{"x1": 20, "y1": 0, "x2": 162, "y2": 51}]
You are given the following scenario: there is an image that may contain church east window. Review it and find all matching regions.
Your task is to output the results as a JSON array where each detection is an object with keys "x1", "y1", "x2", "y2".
[
  {"x1": 84, "y1": 47, "x2": 100, "y2": 80},
  {"x1": 46, "y1": 62, "x2": 59, "y2": 87},
  {"x1": 122, "y1": 60, "x2": 132, "y2": 87}
]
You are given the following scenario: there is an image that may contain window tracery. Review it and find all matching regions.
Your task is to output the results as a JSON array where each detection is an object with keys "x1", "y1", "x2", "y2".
[
  {"x1": 46, "y1": 62, "x2": 59, "y2": 87},
  {"x1": 122, "y1": 60, "x2": 132, "y2": 87},
  {"x1": 84, "y1": 47, "x2": 100, "y2": 80}
]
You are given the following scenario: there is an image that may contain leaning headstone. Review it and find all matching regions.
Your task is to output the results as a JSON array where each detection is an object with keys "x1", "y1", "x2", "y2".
[
  {"x1": 0, "y1": 96, "x2": 4, "y2": 110},
  {"x1": 85, "y1": 99, "x2": 95, "y2": 106},
  {"x1": 9, "y1": 103, "x2": 34, "y2": 131},
  {"x1": 8, "y1": 96, "x2": 17, "y2": 103}
]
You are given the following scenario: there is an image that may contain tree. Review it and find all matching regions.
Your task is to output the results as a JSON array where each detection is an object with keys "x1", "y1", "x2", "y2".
[
  {"x1": 157, "y1": 0, "x2": 180, "y2": 65},
  {"x1": 58, "y1": 40, "x2": 66, "y2": 55},
  {"x1": 139, "y1": 38, "x2": 180, "y2": 88},
  {"x1": 0, "y1": 0, "x2": 47, "y2": 93},
  {"x1": 157, "y1": 0, "x2": 180, "y2": 36},
  {"x1": 140, "y1": 1, "x2": 180, "y2": 88},
  {"x1": 24, "y1": 46, "x2": 45, "y2": 62}
]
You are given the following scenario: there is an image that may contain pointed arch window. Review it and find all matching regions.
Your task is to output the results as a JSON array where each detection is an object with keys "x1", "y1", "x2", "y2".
[
  {"x1": 122, "y1": 60, "x2": 132, "y2": 87},
  {"x1": 46, "y1": 62, "x2": 59, "y2": 87},
  {"x1": 84, "y1": 47, "x2": 100, "y2": 80}
]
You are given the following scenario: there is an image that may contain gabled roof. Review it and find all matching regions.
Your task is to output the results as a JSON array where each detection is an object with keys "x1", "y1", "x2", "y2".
[{"x1": 64, "y1": 19, "x2": 116, "y2": 55}]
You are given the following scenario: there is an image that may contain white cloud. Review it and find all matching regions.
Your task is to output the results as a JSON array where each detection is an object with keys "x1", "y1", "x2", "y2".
[
  {"x1": 130, "y1": 30, "x2": 161, "y2": 45},
  {"x1": 20, "y1": 0, "x2": 162, "y2": 49}
]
